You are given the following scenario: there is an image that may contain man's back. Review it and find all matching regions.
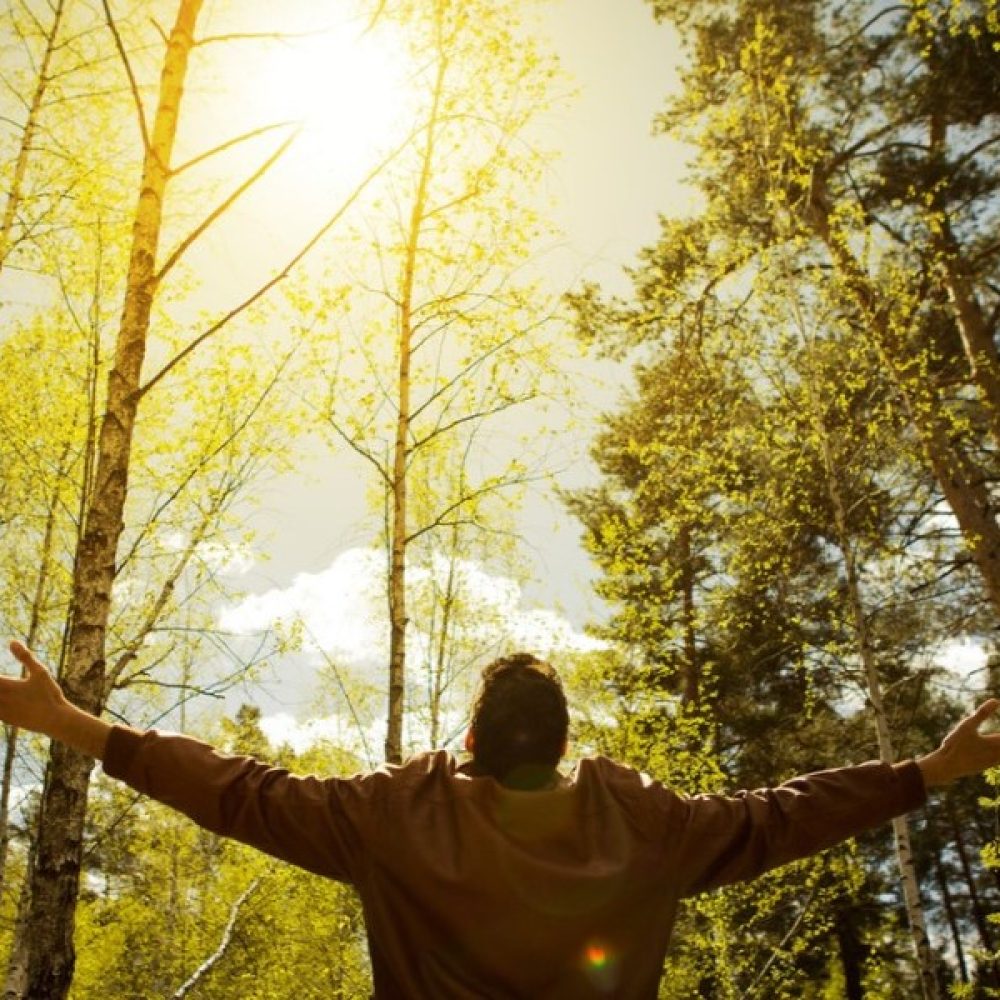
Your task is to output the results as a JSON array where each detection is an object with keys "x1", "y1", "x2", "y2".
[
  {"x1": 346, "y1": 751, "x2": 677, "y2": 998},
  {"x1": 103, "y1": 727, "x2": 924, "y2": 999}
]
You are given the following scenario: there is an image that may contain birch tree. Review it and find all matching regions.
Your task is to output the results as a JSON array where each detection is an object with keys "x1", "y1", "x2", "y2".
[
  {"x1": 0, "y1": 0, "x2": 96, "y2": 278},
  {"x1": 321, "y1": 0, "x2": 563, "y2": 763},
  {"x1": 770, "y1": 292, "x2": 941, "y2": 998},
  {"x1": 7, "y1": 0, "x2": 407, "y2": 992}
]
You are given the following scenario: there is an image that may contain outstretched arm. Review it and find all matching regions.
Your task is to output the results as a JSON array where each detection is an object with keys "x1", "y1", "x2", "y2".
[
  {"x1": 666, "y1": 699, "x2": 1000, "y2": 897},
  {"x1": 1, "y1": 640, "x2": 110, "y2": 758},
  {"x1": 1, "y1": 640, "x2": 384, "y2": 883}
]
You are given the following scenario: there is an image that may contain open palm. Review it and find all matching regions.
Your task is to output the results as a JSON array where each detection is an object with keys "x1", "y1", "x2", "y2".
[
  {"x1": 919, "y1": 699, "x2": 1000, "y2": 787},
  {"x1": 0, "y1": 641, "x2": 67, "y2": 736}
]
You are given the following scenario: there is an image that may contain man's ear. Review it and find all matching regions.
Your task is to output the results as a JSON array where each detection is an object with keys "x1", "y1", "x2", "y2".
[{"x1": 465, "y1": 729, "x2": 475, "y2": 753}]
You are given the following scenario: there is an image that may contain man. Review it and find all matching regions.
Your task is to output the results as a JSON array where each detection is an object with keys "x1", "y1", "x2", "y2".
[{"x1": 3, "y1": 640, "x2": 1000, "y2": 998}]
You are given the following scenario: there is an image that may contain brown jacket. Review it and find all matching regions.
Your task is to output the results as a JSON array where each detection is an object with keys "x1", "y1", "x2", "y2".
[{"x1": 103, "y1": 727, "x2": 925, "y2": 998}]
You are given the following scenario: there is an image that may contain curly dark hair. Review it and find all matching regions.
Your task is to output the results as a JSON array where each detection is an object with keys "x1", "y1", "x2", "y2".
[{"x1": 468, "y1": 653, "x2": 569, "y2": 788}]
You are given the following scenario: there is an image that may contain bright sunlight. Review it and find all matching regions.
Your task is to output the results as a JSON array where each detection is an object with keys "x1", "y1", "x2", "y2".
[{"x1": 249, "y1": 17, "x2": 409, "y2": 181}]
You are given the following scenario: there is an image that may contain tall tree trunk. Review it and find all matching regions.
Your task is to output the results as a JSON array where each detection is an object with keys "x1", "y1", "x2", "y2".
[
  {"x1": 835, "y1": 536, "x2": 939, "y2": 998},
  {"x1": 946, "y1": 794, "x2": 996, "y2": 963},
  {"x1": 0, "y1": 447, "x2": 67, "y2": 898},
  {"x1": 429, "y1": 531, "x2": 459, "y2": 748},
  {"x1": 936, "y1": 228, "x2": 1000, "y2": 443},
  {"x1": 1, "y1": 844, "x2": 35, "y2": 1000},
  {"x1": 20, "y1": 4, "x2": 203, "y2": 996},
  {"x1": 929, "y1": 821, "x2": 968, "y2": 985},
  {"x1": 833, "y1": 904, "x2": 865, "y2": 1000},
  {"x1": 386, "y1": 294, "x2": 411, "y2": 764},
  {"x1": 926, "y1": 112, "x2": 1000, "y2": 448},
  {"x1": 384, "y1": 30, "x2": 448, "y2": 764},
  {"x1": 806, "y1": 370, "x2": 940, "y2": 999},
  {"x1": 678, "y1": 523, "x2": 699, "y2": 705}
]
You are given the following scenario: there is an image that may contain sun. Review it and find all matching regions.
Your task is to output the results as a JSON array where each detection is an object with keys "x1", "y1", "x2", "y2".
[{"x1": 250, "y1": 18, "x2": 410, "y2": 181}]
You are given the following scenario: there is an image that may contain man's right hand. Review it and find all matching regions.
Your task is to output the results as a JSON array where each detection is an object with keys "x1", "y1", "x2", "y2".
[{"x1": 1, "y1": 641, "x2": 111, "y2": 758}]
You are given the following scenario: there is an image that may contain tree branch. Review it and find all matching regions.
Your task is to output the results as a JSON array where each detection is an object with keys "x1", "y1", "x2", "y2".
[
  {"x1": 299, "y1": 619, "x2": 375, "y2": 768},
  {"x1": 119, "y1": 351, "x2": 293, "y2": 574},
  {"x1": 172, "y1": 877, "x2": 263, "y2": 999},
  {"x1": 325, "y1": 416, "x2": 391, "y2": 487},
  {"x1": 194, "y1": 28, "x2": 333, "y2": 47},
  {"x1": 139, "y1": 122, "x2": 423, "y2": 398},
  {"x1": 100, "y1": 0, "x2": 150, "y2": 152},
  {"x1": 410, "y1": 394, "x2": 528, "y2": 452},
  {"x1": 408, "y1": 329, "x2": 524, "y2": 425},
  {"x1": 171, "y1": 120, "x2": 296, "y2": 177},
  {"x1": 154, "y1": 128, "x2": 299, "y2": 284},
  {"x1": 405, "y1": 473, "x2": 535, "y2": 546}
]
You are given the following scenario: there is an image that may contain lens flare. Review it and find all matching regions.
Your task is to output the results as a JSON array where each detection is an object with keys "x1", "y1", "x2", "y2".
[
  {"x1": 586, "y1": 944, "x2": 608, "y2": 969},
  {"x1": 582, "y1": 940, "x2": 619, "y2": 992}
]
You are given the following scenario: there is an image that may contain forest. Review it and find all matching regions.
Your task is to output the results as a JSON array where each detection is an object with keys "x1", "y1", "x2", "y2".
[{"x1": 0, "y1": 0, "x2": 999, "y2": 997}]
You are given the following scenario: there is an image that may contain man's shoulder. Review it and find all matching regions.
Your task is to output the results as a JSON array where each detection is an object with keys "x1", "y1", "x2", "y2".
[
  {"x1": 372, "y1": 748, "x2": 462, "y2": 790},
  {"x1": 571, "y1": 755, "x2": 679, "y2": 826},
  {"x1": 395, "y1": 748, "x2": 459, "y2": 776},
  {"x1": 573, "y1": 754, "x2": 665, "y2": 790}
]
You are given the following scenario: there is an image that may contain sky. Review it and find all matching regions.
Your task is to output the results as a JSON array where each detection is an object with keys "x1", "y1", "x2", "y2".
[
  {"x1": 0, "y1": 0, "x2": 692, "y2": 749},
  {"x1": 230, "y1": 0, "x2": 688, "y2": 598},
  {"x1": 194, "y1": 0, "x2": 696, "y2": 741}
]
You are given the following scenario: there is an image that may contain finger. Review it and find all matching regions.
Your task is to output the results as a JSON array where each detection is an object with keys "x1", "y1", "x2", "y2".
[
  {"x1": 967, "y1": 699, "x2": 1000, "y2": 729},
  {"x1": 8, "y1": 640, "x2": 44, "y2": 678}
]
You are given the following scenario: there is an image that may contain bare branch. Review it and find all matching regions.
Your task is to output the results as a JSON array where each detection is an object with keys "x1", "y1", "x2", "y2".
[
  {"x1": 409, "y1": 328, "x2": 525, "y2": 424},
  {"x1": 154, "y1": 129, "x2": 299, "y2": 284},
  {"x1": 743, "y1": 887, "x2": 819, "y2": 999},
  {"x1": 171, "y1": 120, "x2": 296, "y2": 177},
  {"x1": 194, "y1": 27, "x2": 334, "y2": 47},
  {"x1": 147, "y1": 15, "x2": 168, "y2": 45},
  {"x1": 119, "y1": 352, "x2": 294, "y2": 574},
  {"x1": 100, "y1": 0, "x2": 150, "y2": 152},
  {"x1": 363, "y1": 1, "x2": 388, "y2": 33},
  {"x1": 951, "y1": 132, "x2": 1000, "y2": 175},
  {"x1": 405, "y1": 472, "x2": 536, "y2": 547},
  {"x1": 105, "y1": 524, "x2": 208, "y2": 696},
  {"x1": 14, "y1": 0, "x2": 48, "y2": 49},
  {"x1": 136, "y1": 638, "x2": 272, "y2": 725},
  {"x1": 299, "y1": 619, "x2": 375, "y2": 768},
  {"x1": 139, "y1": 122, "x2": 424, "y2": 398},
  {"x1": 172, "y1": 877, "x2": 263, "y2": 1000},
  {"x1": 326, "y1": 416, "x2": 392, "y2": 487},
  {"x1": 410, "y1": 394, "x2": 528, "y2": 452}
]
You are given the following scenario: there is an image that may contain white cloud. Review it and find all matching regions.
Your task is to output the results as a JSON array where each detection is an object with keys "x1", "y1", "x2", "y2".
[
  {"x1": 198, "y1": 540, "x2": 255, "y2": 576},
  {"x1": 161, "y1": 531, "x2": 255, "y2": 576},
  {"x1": 934, "y1": 638, "x2": 989, "y2": 684},
  {"x1": 508, "y1": 607, "x2": 604, "y2": 656},
  {"x1": 219, "y1": 547, "x2": 604, "y2": 668},
  {"x1": 220, "y1": 548, "x2": 386, "y2": 663},
  {"x1": 260, "y1": 712, "x2": 355, "y2": 754}
]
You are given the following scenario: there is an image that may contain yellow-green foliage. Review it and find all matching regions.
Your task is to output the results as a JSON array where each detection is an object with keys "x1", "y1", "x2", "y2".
[{"x1": 71, "y1": 728, "x2": 370, "y2": 999}]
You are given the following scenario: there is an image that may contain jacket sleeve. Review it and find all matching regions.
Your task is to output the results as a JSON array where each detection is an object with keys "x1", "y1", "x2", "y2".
[
  {"x1": 654, "y1": 760, "x2": 926, "y2": 897},
  {"x1": 102, "y1": 725, "x2": 388, "y2": 884}
]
